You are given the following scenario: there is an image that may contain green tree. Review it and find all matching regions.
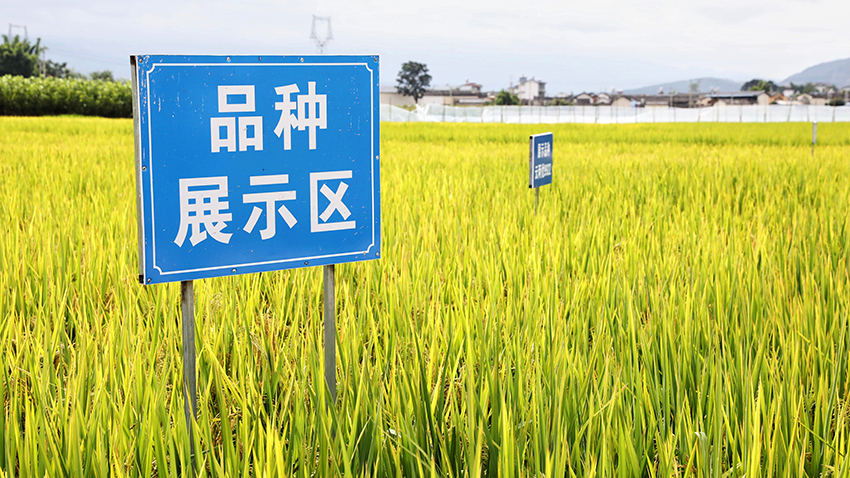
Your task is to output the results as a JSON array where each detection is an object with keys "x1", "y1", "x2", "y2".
[
  {"x1": 0, "y1": 35, "x2": 43, "y2": 77},
  {"x1": 495, "y1": 90, "x2": 520, "y2": 105},
  {"x1": 548, "y1": 98, "x2": 571, "y2": 106},
  {"x1": 90, "y1": 70, "x2": 114, "y2": 82},
  {"x1": 45, "y1": 60, "x2": 83, "y2": 79},
  {"x1": 742, "y1": 79, "x2": 777, "y2": 94},
  {"x1": 396, "y1": 61, "x2": 431, "y2": 104},
  {"x1": 791, "y1": 82, "x2": 818, "y2": 95}
]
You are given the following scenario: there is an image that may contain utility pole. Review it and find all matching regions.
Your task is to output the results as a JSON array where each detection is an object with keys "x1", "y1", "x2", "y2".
[
  {"x1": 310, "y1": 16, "x2": 333, "y2": 54},
  {"x1": 7, "y1": 24, "x2": 45, "y2": 77},
  {"x1": 8, "y1": 23, "x2": 27, "y2": 39},
  {"x1": 689, "y1": 79, "x2": 692, "y2": 109}
]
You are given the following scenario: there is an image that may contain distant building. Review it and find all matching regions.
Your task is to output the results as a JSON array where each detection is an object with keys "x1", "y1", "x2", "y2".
[
  {"x1": 574, "y1": 93, "x2": 594, "y2": 105},
  {"x1": 451, "y1": 81, "x2": 487, "y2": 105},
  {"x1": 455, "y1": 81, "x2": 482, "y2": 94},
  {"x1": 551, "y1": 93, "x2": 575, "y2": 105},
  {"x1": 381, "y1": 80, "x2": 487, "y2": 106},
  {"x1": 510, "y1": 75, "x2": 546, "y2": 104},
  {"x1": 768, "y1": 93, "x2": 787, "y2": 104},
  {"x1": 705, "y1": 92, "x2": 769, "y2": 106},
  {"x1": 632, "y1": 93, "x2": 703, "y2": 108},
  {"x1": 611, "y1": 96, "x2": 633, "y2": 107},
  {"x1": 380, "y1": 86, "x2": 416, "y2": 106},
  {"x1": 812, "y1": 82, "x2": 836, "y2": 94},
  {"x1": 796, "y1": 93, "x2": 827, "y2": 106}
]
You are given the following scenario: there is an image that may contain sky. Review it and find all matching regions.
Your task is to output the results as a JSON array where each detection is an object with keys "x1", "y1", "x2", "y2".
[{"x1": 5, "y1": 0, "x2": 850, "y2": 94}]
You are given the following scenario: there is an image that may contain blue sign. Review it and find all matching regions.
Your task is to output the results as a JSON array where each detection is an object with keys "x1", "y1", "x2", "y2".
[
  {"x1": 529, "y1": 132, "x2": 553, "y2": 188},
  {"x1": 132, "y1": 55, "x2": 380, "y2": 284}
]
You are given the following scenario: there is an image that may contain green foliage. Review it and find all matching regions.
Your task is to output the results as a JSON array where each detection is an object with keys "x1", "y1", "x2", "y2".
[
  {"x1": 90, "y1": 70, "x2": 114, "y2": 82},
  {"x1": 790, "y1": 82, "x2": 826, "y2": 95},
  {"x1": 0, "y1": 34, "x2": 43, "y2": 78},
  {"x1": 44, "y1": 60, "x2": 84, "y2": 79},
  {"x1": 1, "y1": 119, "x2": 850, "y2": 476},
  {"x1": 1, "y1": 36, "x2": 86, "y2": 80},
  {"x1": 0, "y1": 75, "x2": 131, "y2": 117},
  {"x1": 548, "y1": 97, "x2": 571, "y2": 106},
  {"x1": 828, "y1": 97, "x2": 845, "y2": 106},
  {"x1": 396, "y1": 61, "x2": 431, "y2": 104},
  {"x1": 743, "y1": 79, "x2": 778, "y2": 94},
  {"x1": 495, "y1": 90, "x2": 520, "y2": 105}
]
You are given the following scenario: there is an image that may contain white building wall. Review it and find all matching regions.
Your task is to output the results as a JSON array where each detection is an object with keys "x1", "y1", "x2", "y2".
[
  {"x1": 514, "y1": 80, "x2": 544, "y2": 102},
  {"x1": 380, "y1": 90, "x2": 416, "y2": 106}
]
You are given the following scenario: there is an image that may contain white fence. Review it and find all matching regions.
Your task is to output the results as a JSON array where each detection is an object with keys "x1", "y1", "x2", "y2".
[{"x1": 381, "y1": 104, "x2": 850, "y2": 123}]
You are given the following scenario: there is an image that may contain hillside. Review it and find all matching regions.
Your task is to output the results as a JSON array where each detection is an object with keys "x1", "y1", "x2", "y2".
[
  {"x1": 624, "y1": 77, "x2": 742, "y2": 95},
  {"x1": 781, "y1": 58, "x2": 850, "y2": 87}
]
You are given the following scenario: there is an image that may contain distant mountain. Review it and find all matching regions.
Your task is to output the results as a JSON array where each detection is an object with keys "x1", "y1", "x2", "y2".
[
  {"x1": 781, "y1": 58, "x2": 850, "y2": 87},
  {"x1": 623, "y1": 77, "x2": 742, "y2": 95}
]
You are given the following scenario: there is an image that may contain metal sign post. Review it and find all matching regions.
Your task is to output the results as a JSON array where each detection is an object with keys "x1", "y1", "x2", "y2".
[
  {"x1": 535, "y1": 188, "x2": 539, "y2": 216},
  {"x1": 812, "y1": 122, "x2": 817, "y2": 158},
  {"x1": 180, "y1": 280, "x2": 197, "y2": 475},
  {"x1": 131, "y1": 54, "x2": 380, "y2": 466},
  {"x1": 529, "y1": 132, "x2": 553, "y2": 216},
  {"x1": 323, "y1": 265, "x2": 336, "y2": 402}
]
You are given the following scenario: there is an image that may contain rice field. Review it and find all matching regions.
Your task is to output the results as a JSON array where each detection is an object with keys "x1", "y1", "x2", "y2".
[{"x1": 1, "y1": 117, "x2": 849, "y2": 477}]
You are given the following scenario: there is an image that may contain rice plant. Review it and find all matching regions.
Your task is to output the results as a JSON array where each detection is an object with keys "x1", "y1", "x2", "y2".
[{"x1": 0, "y1": 118, "x2": 848, "y2": 476}]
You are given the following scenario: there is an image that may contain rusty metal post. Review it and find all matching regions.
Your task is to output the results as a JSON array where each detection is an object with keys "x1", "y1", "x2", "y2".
[
  {"x1": 812, "y1": 122, "x2": 817, "y2": 158},
  {"x1": 323, "y1": 265, "x2": 337, "y2": 403},
  {"x1": 180, "y1": 280, "x2": 197, "y2": 476}
]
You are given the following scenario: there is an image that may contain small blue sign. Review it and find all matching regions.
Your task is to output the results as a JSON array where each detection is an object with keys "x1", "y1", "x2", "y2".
[
  {"x1": 132, "y1": 54, "x2": 380, "y2": 284},
  {"x1": 529, "y1": 132, "x2": 553, "y2": 188}
]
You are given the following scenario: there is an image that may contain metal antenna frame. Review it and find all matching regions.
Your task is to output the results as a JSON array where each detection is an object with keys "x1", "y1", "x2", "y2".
[
  {"x1": 8, "y1": 23, "x2": 27, "y2": 39},
  {"x1": 310, "y1": 16, "x2": 333, "y2": 54}
]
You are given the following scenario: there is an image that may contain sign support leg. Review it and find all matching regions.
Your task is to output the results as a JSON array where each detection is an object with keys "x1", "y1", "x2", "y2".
[
  {"x1": 812, "y1": 122, "x2": 817, "y2": 158},
  {"x1": 323, "y1": 265, "x2": 337, "y2": 403},
  {"x1": 535, "y1": 188, "x2": 539, "y2": 216},
  {"x1": 180, "y1": 280, "x2": 197, "y2": 476}
]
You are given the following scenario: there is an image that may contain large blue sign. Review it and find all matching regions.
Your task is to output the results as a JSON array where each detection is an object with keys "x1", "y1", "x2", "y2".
[
  {"x1": 132, "y1": 55, "x2": 380, "y2": 284},
  {"x1": 529, "y1": 132, "x2": 553, "y2": 189}
]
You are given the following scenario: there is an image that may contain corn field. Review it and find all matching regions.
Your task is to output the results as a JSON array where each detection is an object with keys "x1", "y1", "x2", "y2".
[{"x1": 0, "y1": 117, "x2": 848, "y2": 477}]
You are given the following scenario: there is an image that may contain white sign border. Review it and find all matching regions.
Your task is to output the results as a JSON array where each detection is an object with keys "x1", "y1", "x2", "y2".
[
  {"x1": 139, "y1": 60, "x2": 377, "y2": 277},
  {"x1": 528, "y1": 131, "x2": 553, "y2": 189}
]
